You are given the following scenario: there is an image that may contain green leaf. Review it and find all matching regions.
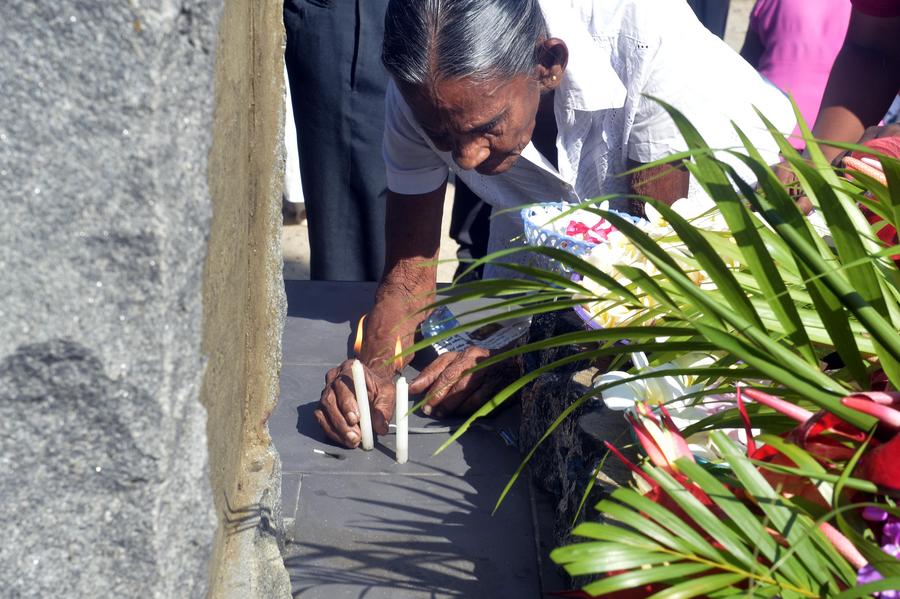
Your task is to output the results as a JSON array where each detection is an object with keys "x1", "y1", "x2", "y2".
[
  {"x1": 781, "y1": 151, "x2": 900, "y2": 386},
  {"x1": 605, "y1": 489, "x2": 723, "y2": 560},
  {"x1": 880, "y1": 153, "x2": 900, "y2": 235},
  {"x1": 750, "y1": 460, "x2": 878, "y2": 494},
  {"x1": 746, "y1": 120, "x2": 900, "y2": 366},
  {"x1": 601, "y1": 209, "x2": 863, "y2": 424},
  {"x1": 582, "y1": 563, "x2": 712, "y2": 597},
  {"x1": 643, "y1": 467, "x2": 761, "y2": 571},
  {"x1": 571, "y1": 522, "x2": 663, "y2": 549},
  {"x1": 644, "y1": 198, "x2": 767, "y2": 331},
  {"x1": 726, "y1": 147, "x2": 872, "y2": 387},
  {"x1": 615, "y1": 263, "x2": 684, "y2": 315},
  {"x1": 834, "y1": 577, "x2": 900, "y2": 599},
  {"x1": 482, "y1": 348, "x2": 714, "y2": 513},
  {"x1": 648, "y1": 572, "x2": 746, "y2": 599},
  {"x1": 552, "y1": 543, "x2": 674, "y2": 575},
  {"x1": 681, "y1": 405, "x2": 797, "y2": 437},
  {"x1": 674, "y1": 459, "x2": 814, "y2": 589},
  {"x1": 430, "y1": 339, "x2": 714, "y2": 457},
  {"x1": 711, "y1": 432, "x2": 840, "y2": 591},
  {"x1": 692, "y1": 322, "x2": 861, "y2": 427}
]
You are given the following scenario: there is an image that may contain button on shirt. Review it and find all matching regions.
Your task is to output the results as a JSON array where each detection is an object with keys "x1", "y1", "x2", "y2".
[{"x1": 383, "y1": 0, "x2": 795, "y2": 276}]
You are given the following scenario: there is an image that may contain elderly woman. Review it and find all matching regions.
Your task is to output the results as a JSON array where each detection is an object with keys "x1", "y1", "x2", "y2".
[{"x1": 314, "y1": 0, "x2": 794, "y2": 448}]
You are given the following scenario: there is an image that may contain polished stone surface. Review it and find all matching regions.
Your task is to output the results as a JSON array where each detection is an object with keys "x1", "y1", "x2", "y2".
[{"x1": 276, "y1": 281, "x2": 560, "y2": 598}]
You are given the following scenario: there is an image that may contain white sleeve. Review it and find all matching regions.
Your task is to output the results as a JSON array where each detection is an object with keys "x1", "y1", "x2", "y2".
[
  {"x1": 382, "y1": 81, "x2": 450, "y2": 195},
  {"x1": 625, "y1": 0, "x2": 705, "y2": 164}
]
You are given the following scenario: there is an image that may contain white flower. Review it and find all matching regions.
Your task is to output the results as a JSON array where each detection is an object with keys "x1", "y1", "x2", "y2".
[
  {"x1": 597, "y1": 351, "x2": 753, "y2": 459},
  {"x1": 598, "y1": 351, "x2": 700, "y2": 412}
]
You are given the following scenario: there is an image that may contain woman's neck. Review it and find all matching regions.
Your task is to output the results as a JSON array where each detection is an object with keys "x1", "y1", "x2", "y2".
[{"x1": 531, "y1": 90, "x2": 558, "y2": 170}]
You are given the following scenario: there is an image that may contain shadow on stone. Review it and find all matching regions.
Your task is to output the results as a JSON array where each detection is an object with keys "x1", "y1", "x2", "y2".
[{"x1": 0, "y1": 339, "x2": 211, "y2": 597}]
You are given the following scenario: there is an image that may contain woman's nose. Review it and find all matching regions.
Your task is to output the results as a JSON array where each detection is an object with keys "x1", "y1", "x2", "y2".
[{"x1": 452, "y1": 138, "x2": 490, "y2": 171}]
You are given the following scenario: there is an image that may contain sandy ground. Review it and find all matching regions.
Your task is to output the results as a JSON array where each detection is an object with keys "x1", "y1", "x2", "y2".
[{"x1": 283, "y1": 0, "x2": 754, "y2": 283}]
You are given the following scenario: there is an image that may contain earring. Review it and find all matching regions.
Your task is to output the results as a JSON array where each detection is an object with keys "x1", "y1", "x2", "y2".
[{"x1": 551, "y1": 75, "x2": 558, "y2": 81}]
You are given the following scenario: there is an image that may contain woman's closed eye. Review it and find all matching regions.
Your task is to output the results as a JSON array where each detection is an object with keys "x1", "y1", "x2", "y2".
[{"x1": 471, "y1": 119, "x2": 501, "y2": 136}]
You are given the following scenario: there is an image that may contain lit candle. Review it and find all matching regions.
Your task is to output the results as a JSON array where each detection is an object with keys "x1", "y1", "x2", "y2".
[
  {"x1": 394, "y1": 337, "x2": 408, "y2": 464},
  {"x1": 352, "y1": 315, "x2": 374, "y2": 451}
]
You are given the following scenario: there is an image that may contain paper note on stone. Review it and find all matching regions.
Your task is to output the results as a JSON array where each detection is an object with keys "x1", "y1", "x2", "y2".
[{"x1": 421, "y1": 305, "x2": 530, "y2": 355}]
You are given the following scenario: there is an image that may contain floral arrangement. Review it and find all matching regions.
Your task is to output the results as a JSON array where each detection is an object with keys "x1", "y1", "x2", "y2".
[
  {"x1": 409, "y1": 102, "x2": 900, "y2": 596},
  {"x1": 577, "y1": 198, "x2": 732, "y2": 328},
  {"x1": 535, "y1": 206, "x2": 619, "y2": 244}
]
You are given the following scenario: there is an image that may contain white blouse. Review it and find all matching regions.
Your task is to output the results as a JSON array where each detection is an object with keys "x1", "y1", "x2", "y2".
[{"x1": 383, "y1": 0, "x2": 795, "y2": 276}]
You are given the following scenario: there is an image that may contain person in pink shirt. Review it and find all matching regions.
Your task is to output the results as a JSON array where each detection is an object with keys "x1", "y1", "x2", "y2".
[{"x1": 741, "y1": 0, "x2": 852, "y2": 150}]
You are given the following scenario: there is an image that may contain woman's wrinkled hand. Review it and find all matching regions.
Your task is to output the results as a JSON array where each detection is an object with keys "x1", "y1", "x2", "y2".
[
  {"x1": 773, "y1": 162, "x2": 814, "y2": 214},
  {"x1": 409, "y1": 346, "x2": 517, "y2": 418},
  {"x1": 314, "y1": 359, "x2": 396, "y2": 448}
]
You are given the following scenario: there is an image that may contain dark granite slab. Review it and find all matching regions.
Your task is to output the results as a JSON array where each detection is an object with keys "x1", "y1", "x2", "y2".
[
  {"x1": 282, "y1": 472, "x2": 302, "y2": 532},
  {"x1": 281, "y1": 280, "x2": 376, "y2": 367},
  {"x1": 276, "y1": 281, "x2": 563, "y2": 598},
  {"x1": 285, "y1": 473, "x2": 539, "y2": 598}
]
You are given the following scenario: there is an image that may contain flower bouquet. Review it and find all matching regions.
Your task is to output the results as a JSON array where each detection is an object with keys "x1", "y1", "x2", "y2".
[{"x1": 521, "y1": 202, "x2": 643, "y2": 274}]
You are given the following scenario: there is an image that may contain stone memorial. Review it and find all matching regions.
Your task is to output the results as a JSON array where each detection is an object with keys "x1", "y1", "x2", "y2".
[{"x1": 0, "y1": 2, "x2": 290, "y2": 596}]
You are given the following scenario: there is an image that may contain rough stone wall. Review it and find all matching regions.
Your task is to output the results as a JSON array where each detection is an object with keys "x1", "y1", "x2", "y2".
[
  {"x1": 1, "y1": 1, "x2": 291, "y2": 596},
  {"x1": 203, "y1": 1, "x2": 291, "y2": 597},
  {"x1": 518, "y1": 311, "x2": 637, "y2": 583},
  {"x1": 0, "y1": 2, "x2": 221, "y2": 597}
]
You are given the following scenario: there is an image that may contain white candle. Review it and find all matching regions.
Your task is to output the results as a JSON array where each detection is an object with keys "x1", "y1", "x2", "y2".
[
  {"x1": 350, "y1": 359, "x2": 374, "y2": 451},
  {"x1": 395, "y1": 376, "x2": 409, "y2": 464}
]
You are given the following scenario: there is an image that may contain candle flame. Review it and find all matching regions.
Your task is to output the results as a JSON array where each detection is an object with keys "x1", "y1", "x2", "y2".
[
  {"x1": 394, "y1": 337, "x2": 403, "y2": 371},
  {"x1": 354, "y1": 314, "x2": 366, "y2": 356}
]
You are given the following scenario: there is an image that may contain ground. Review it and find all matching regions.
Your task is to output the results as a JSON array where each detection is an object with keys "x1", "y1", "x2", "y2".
[{"x1": 282, "y1": 0, "x2": 754, "y2": 283}]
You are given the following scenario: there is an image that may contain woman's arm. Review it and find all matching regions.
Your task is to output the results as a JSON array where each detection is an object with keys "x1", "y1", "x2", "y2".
[
  {"x1": 627, "y1": 159, "x2": 690, "y2": 211},
  {"x1": 314, "y1": 182, "x2": 446, "y2": 447},
  {"x1": 362, "y1": 184, "x2": 447, "y2": 376},
  {"x1": 811, "y1": 10, "x2": 900, "y2": 163}
]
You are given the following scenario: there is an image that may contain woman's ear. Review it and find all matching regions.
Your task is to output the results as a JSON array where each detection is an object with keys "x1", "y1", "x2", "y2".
[{"x1": 535, "y1": 38, "x2": 568, "y2": 91}]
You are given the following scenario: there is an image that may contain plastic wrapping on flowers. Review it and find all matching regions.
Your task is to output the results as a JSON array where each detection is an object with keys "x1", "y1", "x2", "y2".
[{"x1": 578, "y1": 197, "x2": 737, "y2": 329}]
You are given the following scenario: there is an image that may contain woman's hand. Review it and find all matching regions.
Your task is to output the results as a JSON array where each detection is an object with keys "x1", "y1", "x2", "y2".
[
  {"x1": 409, "y1": 347, "x2": 517, "y2": 418},
  {"x1": 314, "y1": 359, "x2": 396, "y2": 448},
  {"x1": 312, "y1": 185, "x2": 447, "y2": 448},
  {"x1": 773, "y1": 124, "x2": 900, "y2": 214},
  {"x1": 856, "y1": 124, "x2": 900, "y2": 146},
  {"x1": 772, "y1": 162, "x2": 814, "y2": 214}
]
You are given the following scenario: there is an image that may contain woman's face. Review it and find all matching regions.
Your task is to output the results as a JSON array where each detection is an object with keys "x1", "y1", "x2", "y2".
[{"x1": 401, "y1": 75, "x2": 543, "y2": 176}]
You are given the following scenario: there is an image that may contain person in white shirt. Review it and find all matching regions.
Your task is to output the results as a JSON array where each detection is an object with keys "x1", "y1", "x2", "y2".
[{"x1": 313, "y1": 0, "x2": 795, "y2": 448}]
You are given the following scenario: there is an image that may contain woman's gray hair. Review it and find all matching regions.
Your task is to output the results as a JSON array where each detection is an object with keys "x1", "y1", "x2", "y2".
[{"x1": 382, "y1": 0, "x2": 548, "y2": 86}]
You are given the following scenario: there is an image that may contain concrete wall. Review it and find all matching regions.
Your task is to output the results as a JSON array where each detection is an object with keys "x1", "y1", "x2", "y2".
[
  {"x1": 0, "y1": 1, "x2": 290, "y2": 596},
  {"x1": 203, "y1": 0, "x2": 291, "y2": 596}
]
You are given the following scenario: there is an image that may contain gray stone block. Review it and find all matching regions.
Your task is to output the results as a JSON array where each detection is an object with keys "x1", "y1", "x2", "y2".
[
  {"x1": 0, "y1": 2, "x2": 221, "y2": 596},
  {"x1": 286, "y1": 473, "x2": 540, "y2": 599},
  {"x1": 517, "y1": 311, "x2": 637, "y2": 580}
]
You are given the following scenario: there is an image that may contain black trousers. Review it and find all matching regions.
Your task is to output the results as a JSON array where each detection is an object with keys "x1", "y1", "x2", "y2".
[
  {"x1": 284, "y1": 0, "x2": 389, "y2": 281},
  {"x1": 687, "y1": 0, "x2": 731, "y2": 39},
  {"x1": 449, "y1": 181, "x2": 492, "y2": 281}
]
